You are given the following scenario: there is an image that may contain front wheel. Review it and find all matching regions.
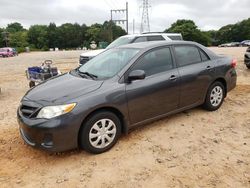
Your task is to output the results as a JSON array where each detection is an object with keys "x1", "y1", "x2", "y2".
[
  {"x1": 203, "y1": 81, "x2": 225, "y2": 111},
  {"x1": 79, "y1": 111, "x2": 121, "y2": 154}
]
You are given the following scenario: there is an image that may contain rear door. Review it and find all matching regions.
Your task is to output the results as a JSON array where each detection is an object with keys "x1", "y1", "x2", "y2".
[
  {"x1": 173, "y1": 45, "x2": 214, "y2": 108},
  {"x1": 125, "y1": 46, "x2": 180, "y2": 125}
]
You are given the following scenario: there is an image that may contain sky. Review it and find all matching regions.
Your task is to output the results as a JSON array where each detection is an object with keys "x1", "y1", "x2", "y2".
[{"x1": 0, "y1": 0, "x2": 249, "y2": 33}]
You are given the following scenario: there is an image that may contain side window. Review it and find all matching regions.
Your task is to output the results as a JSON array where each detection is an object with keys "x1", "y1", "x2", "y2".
[
  {"x1": 133, "y1": 37, "x2": 147, "y2": 43},
  {"x1": 130, "y1": 47, "x2": 173, "y2": 77},
  {"x1": 147, "y1": 35, "x2": 164, "y2": 41},
  {"x1": 199, "y1": 50, "x2": 209, "y2": 61},
  {"x1": 167, "y1": 35, "x2": 183, "y2": 41},
  {"x1": 174, "y1": 46, "x2": 202, "y2": 67}
]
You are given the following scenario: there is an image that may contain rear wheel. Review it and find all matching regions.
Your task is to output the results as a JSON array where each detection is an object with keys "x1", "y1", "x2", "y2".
[
  {"x1": 203, "y1": 81, "x2": 225, "y2": 111},
  {"x1": 79, "y1": 111, "x2": 121, "y2": 154}
]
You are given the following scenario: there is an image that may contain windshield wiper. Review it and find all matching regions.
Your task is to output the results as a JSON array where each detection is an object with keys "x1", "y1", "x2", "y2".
[{"x1": 77, "y1": 70, "x2": 98, "y2": 80}]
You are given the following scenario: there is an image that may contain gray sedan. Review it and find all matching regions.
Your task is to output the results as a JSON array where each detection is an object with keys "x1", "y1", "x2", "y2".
[{"x1": 18, "y1": 41, "x2": 237, "y2": 154}]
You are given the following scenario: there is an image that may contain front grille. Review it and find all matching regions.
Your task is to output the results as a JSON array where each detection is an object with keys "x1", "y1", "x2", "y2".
[
  {"x1": 20, "y1": 104, "x2": 40, "y2": 118},
  {"x1": 80, "y1": 56, "x2": 90, "y2": 65}
]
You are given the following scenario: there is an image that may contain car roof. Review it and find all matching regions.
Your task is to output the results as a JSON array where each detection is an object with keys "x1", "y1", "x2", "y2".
[
  {"x1": 117, "y1": 40, "x2": 199, "y2": 49},
  {"x1": 119, "y1": 33, "x2": 182, "y2": 38},
  {"x1": 117, "y1": 40, "x2": 218, "y2": 60}
]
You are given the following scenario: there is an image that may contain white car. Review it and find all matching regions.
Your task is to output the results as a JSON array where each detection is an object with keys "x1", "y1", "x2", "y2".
[{"x1": 79, "y1": 33, "x2": 183, "y2": 65}]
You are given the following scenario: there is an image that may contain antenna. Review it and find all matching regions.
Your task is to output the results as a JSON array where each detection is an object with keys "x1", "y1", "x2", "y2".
[{"x1": 140, "y1": 0, "x2": 150, "y2": 33}]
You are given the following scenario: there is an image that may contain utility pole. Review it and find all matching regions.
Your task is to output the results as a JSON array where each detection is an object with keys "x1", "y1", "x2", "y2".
[
  {"x1": 140, "y1": 0, "x2": 150, "y2": 33},
  {"x1": 126, "y1": 2, "x2": 128, "y2": 33},
  {"x1": 110, "y1": 2, "x2": 129, "y2": 35}
]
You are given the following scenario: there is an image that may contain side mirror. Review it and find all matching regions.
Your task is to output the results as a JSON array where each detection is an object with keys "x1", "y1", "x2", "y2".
[{"x1": 128, "y1": 70, "x2": 146, "y2": 82}]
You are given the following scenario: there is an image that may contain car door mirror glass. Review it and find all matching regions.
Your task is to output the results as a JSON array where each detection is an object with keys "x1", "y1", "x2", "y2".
[{"x1": 128, "y1": 70, "x2": 146, "y2": 82}]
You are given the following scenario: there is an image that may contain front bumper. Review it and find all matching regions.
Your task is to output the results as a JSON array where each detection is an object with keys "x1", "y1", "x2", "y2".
[{"x1": 17, "y1": 107, "x2": 81, "y2": 152}]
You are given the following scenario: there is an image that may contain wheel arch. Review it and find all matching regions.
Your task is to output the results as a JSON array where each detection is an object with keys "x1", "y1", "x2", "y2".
[
  {"x1": 77, "y1": 106, "x2": 128, "y2": 147},
  {"x1": 212, "y1": 77, "x2": 227, "y2": 97}
]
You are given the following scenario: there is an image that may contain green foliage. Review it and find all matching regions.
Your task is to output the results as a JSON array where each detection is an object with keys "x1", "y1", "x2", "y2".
[
  {"x1": 9, "y1": 31, "x2": 28, "y2": 47},
  {"x1": 27, "y1": 25, "x2": 48, "y2": 50},
  {"x1": 6, "y1": 22, "x2": 25, "y2": 33},
  {"x1": 2, "y1": 18, "x2": 249, "y2": 51},
  {"x1": 84, "y1": 21, "x2": 126, "y2": 48},
  {"x1": 165, "y1": 19, "x2": 211, "y2": 46},
  {"x1": 165, "y1": 18, "x2": 250, "y2": 46},
  {"x1": 216, "y1": 18, "x2": 250, "y2": 43},
  {"x1": 0, "y1": 27, "x2": 5, "y2": 47}
]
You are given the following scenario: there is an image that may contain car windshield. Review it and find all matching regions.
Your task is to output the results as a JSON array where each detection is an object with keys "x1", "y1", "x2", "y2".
[
  {"x1": 106, "y1": 36, "x2": 134, "y2": 49},
  {"x1": 78, "y1": 48, "x2": 139, "y2": 79}
]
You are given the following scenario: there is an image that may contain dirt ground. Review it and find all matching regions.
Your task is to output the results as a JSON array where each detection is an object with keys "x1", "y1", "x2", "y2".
[{"x1": 0, "y1": 47, "x2": 250, "y2": 188}]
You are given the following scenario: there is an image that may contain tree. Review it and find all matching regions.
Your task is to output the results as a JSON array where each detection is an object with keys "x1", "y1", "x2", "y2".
[
  {"x1": 6, "y1": 22, "x2": 24, "y2": 33},
  {"x1": 85, "y1": 21, "x2": 126, "y2": 46},
  {"x1": 9, "y1": 31, "x2": 28, "y2": 48},
  {"x1": 0, "y1": 28, "x2": 5, "y2": 47},
  {"x1": 27, "y1": 25, "x2": 48, "y2": 50},
  {"x1": 47, "y1": 23, "x2": 59, "y2": 48},
  {"x1": 165, "y1": 19, "x2": 211, "y2": 46},
  {"x1": 57, "y1": 23, "x2": 83, "y2": 49},
  {"x1": 216, "y1": 24, "x2": 233, "y2": 44},
  {"x1": 85, "y1": 23, "x2": 102, "y2": 44},
  {"x1": 215, "y1": 18, "x2": 250, "y2": 44},
  {"x1": 205, "y1": 30, "x2": 219, "y2": 46}
]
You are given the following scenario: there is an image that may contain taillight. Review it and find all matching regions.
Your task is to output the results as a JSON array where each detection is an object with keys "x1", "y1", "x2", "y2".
[{"x1": 231, "y1": 59, "x2": 237, "y2": 68}]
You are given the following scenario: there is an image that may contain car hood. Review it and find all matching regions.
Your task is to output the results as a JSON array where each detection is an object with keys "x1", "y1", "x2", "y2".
[
  {"x1": 24, "y1": 73, "x2": 103, "y2": 105},
  {"x1": 80, "y1": 49, "x2": 105, "y2": 57}
]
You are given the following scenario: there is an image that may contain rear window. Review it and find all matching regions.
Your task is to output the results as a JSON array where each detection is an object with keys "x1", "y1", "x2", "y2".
[
  {"x1": 168, "y1": 35, "x2": 183, "y2": 40},
  {"x1": 199, "y1": 50, "x2": 209, "y2": 61},
  {"x1": 174, "y1": 46, "x2": 202, "y2": 66},
  {"x1": 147, "y1": 35, "x2": 165, "y2": 41},
  {"x1": 133, "y1": 37, "x2": 147, "y2": 43}
]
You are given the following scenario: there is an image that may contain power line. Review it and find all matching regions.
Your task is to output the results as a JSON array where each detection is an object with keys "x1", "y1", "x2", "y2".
[
  {"x1": 110, "y1": 0, "x2": 120, "y2": 9},
  {"x1": 104, "y1": 0, "x2": 114, "y2": 9},
  {"x1": 140, "y1": 0, "x2": 150, "y2": 33}
]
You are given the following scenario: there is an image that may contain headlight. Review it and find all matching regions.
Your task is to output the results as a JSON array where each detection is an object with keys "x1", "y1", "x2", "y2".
[{"x1": 37, "y1": 103, "x2": 76, "y2": 119}]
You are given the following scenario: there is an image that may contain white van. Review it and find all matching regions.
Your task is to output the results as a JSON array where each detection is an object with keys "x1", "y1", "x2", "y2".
[{"x1": 79, "y1": 33, "x2": 183, "y2": 65}]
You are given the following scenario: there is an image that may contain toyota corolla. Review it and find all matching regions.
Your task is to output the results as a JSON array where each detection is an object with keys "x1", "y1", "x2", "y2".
[{"x1": 17, "y1": 41, "x2": 237, "y2": 154}]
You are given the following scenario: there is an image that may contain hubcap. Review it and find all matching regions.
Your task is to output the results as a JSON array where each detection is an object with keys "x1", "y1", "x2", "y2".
[
  {"x1": 210, "y1": 86, "x2": 223, "y2": 107},
  {"x1": 89, "y1": 119, "x2": 117, "y2": 149}
]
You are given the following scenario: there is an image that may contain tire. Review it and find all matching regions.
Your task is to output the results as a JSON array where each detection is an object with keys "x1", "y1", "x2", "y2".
[
  {"x1": 203, "y1": 81, "x2": 225, "y2": 111},
  {"x1": 246, "y1": 65, "x2": 250, "y2": 69},
  {"x1": 79, "y1": 111, "x2": 121, "y2": 154},
  {"x1": 29, "y1": 81, "x2": 35, "y2": 88}
]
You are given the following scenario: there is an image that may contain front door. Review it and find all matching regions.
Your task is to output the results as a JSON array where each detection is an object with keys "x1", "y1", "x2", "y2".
[{"x1": 125, "y1": 47, "x2": 180, "y2": 125}]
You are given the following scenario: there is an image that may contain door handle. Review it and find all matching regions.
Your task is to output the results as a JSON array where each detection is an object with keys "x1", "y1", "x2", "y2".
[
  {"x1": 169, "y1": 75, "x2": 177, "y2": 81},
  {"x1": 206, "y1": 66, "x2": 212, "y2": 71}
]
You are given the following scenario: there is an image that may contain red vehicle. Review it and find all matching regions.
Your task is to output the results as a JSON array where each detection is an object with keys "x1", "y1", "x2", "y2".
[{"x1": 0, "y1": 47, "x2": 16, "y2": 57}]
